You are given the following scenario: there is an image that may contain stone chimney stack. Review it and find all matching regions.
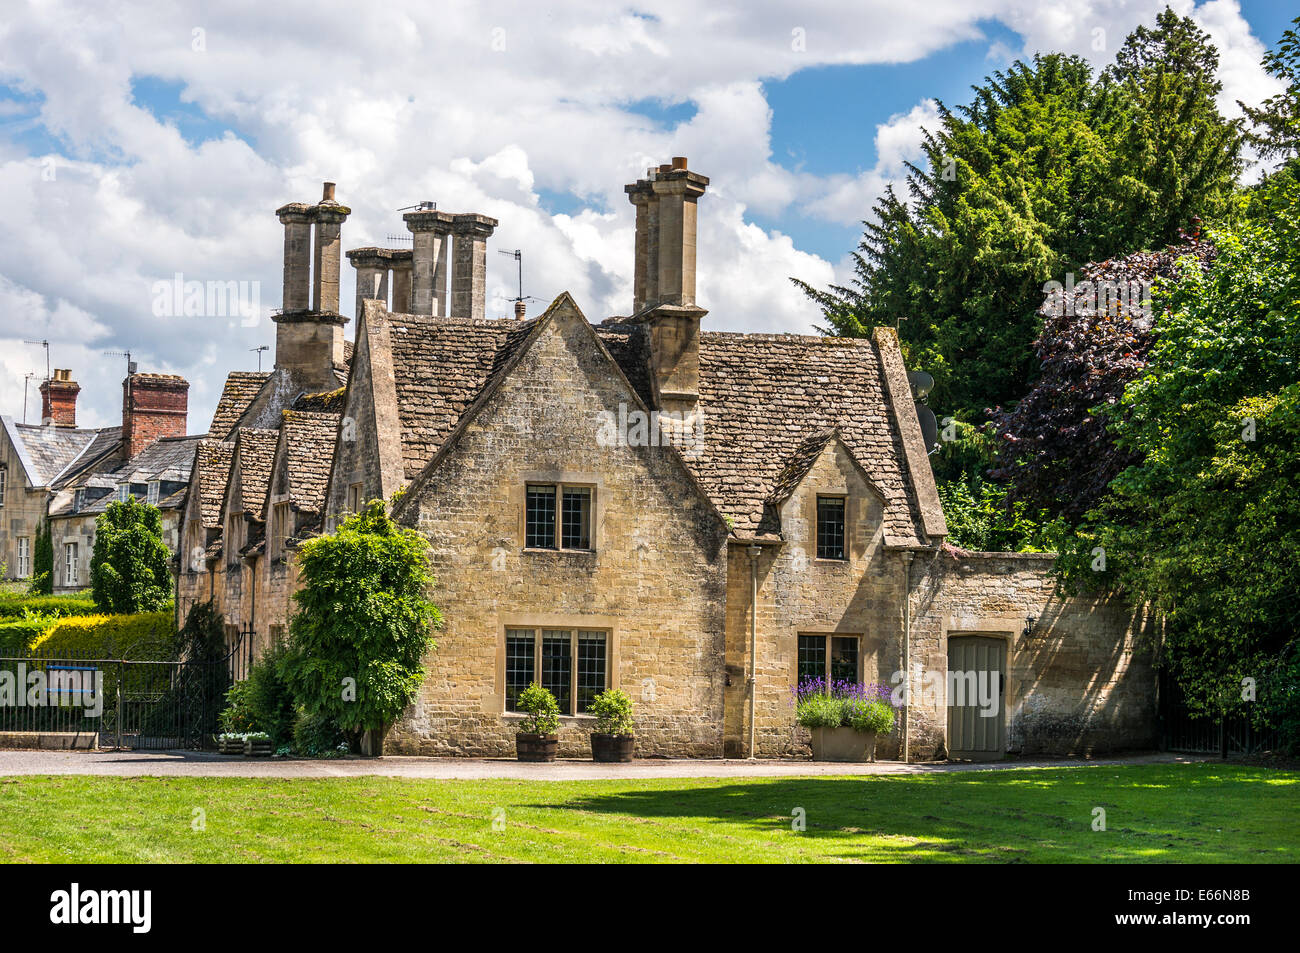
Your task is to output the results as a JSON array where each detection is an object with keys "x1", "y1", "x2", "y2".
[
  {"x1": 312, "y1": 182, "x2": 348, "y2": 315},
  {"x1": 451, "y1": 213, "x2": 497, "y2": 319},
  {"x1": 402, "y1": 208, "x2": 499, "y2": 320},
  {"x1": 625, "y1": 158, "x2": 709, "y2": 417},
  {"x1": 403, "y1": 207, "x2": 454, "y2": 316},
  {"x1": 122, "y1": 373, "x2": 189, "y2": 460},
  {"x1": 272, "y1": 183, "x2": 351, "y2": 392},
  {"x1": 40, "y1": 369, "x2": 79, "y2": 427}
]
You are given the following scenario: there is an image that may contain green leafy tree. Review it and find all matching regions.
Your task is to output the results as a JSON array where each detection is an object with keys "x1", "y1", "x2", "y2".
[
  {"x1": 90, "y1": 498, "x2": 172, "y2": 613},
  {"x1": 1057, "y1": 177, "x2": 1300, "y2": 734},
  {"x1": 1240, "y1": 15, "x2": 1300, "y2": 162},
  {"x1": 280, "y1": 500, "x2": 440, "y2": 753},
  {"x1": 798, "y1": 9, "x2": 1241, "y2": 426}
]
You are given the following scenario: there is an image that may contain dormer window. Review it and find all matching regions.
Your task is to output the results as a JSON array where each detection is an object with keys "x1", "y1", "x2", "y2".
[
  {"x1": 147, "y1": 481, "x2": 160, "y2": 505},
  {"x1": 117, "y1": 483, "x2": 130, "y2": 503},
  {"x1": 816, "y1": 495, "x2": 846, "y2": 561}
]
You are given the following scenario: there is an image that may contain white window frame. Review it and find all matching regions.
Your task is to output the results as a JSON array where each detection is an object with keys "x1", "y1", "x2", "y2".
[
  {"x1": 0, "y1": 467, "x2": 6, "y2": 507},
  {"x1": 64, "y1": 542, "x2": 78, "y2": 587},
  {"x1": 117, "y1": 483, "x2": 130, "y2": 503},
  {"x1": 147, "y1": 481, "x2": 160, "y2": 505},
  {"x1": 17, "y1": 537, "x2": 30, "y2": 578}
]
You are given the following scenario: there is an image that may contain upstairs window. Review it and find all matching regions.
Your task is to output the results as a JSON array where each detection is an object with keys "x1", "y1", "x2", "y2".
[
  {"x1": 147, "y1": 481, "x2": 160, "y2": 505},
  {"x1": 117, "y1": 483, "x2": 130, "y2": 503},
  {"x1": 0, "y1": 467, "x2": 6, "y2": 507},
  {"x1": 526, "y1": 484, "x2": 593, "y2": 551},
  {"x1": 271, "y1": 501, "x2": 291, "y2": 557},
  {"x1": 816, "y1": 495, "x2": 846, "y2": 560}
]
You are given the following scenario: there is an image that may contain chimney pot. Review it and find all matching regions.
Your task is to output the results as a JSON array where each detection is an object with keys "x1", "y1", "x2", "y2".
[
  {"x1": 658, "y1": 164, "x2": 671, "y2": 174},
  {"x1": 672, "y1": 156, "x2": 688, "y2": 171},
  {"x1": 322, "y1": 181, "x2": 336, "y2": 202},
  {"x1": 514, "y1": 299, "x2": 526, "y2": 320}
]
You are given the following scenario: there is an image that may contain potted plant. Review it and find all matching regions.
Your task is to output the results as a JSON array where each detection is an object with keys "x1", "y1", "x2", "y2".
[
  {"x1": 243, "y1": 731, "x2": 273, "y2": 757},
  {"x1": 217, "y1": 732, "x2": 245, "y2": 755},
  {"x1": 794, "y1": 678, "x2": 897, "y2": 762},
  {"x1": 589, "y1": 688, "x2": 635, "y2": 762},
  {"x1": 515, "y1": 683, "x2": 560, "y2": 762}
]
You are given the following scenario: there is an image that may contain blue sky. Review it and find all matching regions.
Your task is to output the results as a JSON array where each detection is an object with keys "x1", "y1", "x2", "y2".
[{"x1": 0, "y1": 1, "x2": 1293, "y2": 430}]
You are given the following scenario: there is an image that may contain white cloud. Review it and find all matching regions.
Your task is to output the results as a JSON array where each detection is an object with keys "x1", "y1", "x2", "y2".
[{"x1": 0, "y1": 0, "x2": 1282, "y2": 429}]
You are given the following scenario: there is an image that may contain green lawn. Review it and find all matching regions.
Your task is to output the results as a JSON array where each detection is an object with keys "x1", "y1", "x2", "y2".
[{"x1": 0, "y1": 763, "x2": 1294, "y2": 863}]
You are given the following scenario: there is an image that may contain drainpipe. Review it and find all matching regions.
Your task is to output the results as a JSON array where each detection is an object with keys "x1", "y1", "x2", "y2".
[
  {"x1": 901, "y1": 551, "x2": 914, "y2": 763},
  {"x1": 748, "y1": 543, "x2": 762, "y2": 760}
]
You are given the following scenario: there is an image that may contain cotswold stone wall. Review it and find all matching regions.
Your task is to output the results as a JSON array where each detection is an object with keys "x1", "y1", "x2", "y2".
[
  {"x1": 391, "y1": 308, "x2": 729, "y2": 758},
  {"x1": 906, "y1": 551, "x2": 1157, "y2": 759}
]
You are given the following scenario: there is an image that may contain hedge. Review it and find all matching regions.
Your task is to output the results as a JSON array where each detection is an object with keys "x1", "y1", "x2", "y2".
[
  {"x1": 0, "y1": 619, "x2": 49, "y2": 655},
  {"x1": 0, "y1": 594, "x2": 99, "y2": 620},
  {"x1": 32, "y1": 612, "x2": 175, "y2": 660}
]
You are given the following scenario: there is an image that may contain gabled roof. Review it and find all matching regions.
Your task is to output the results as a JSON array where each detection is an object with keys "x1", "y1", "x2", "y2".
[
  {"x1": 228, "y1": 428, "x2": 279, "y2": 520},
  {"x1": 113, "y1": 434, "x2": 203, "y2": 484},
  {"x1": 276, "y1": 410, "x2": 341, "y2": 515},
  {"x1": 387, "y1": 313, "x2": 539, "y2": 480},
  {"x1": 193, "y1": 439, "x2": 235, "y2": 529},
  {"x1": 0, "y1": 416, "x2": 124, "y2": 489},
  {"x1": 208, "y1": 371, "x2": 271, "y2": 439}
]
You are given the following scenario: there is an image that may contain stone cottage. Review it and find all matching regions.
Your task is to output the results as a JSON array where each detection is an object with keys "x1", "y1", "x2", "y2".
[{"x1": 178, "y1": 164, "x2": 1156, "y2": 762}]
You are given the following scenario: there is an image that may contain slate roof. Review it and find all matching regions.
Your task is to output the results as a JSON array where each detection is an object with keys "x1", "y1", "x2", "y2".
[
  {"x1": 209, "y1": 371, "x2": 270, "y2": 439},
  {"x1": 231, "y1": 428, "x2": 279, "y2": 519},
  {"x1": 278, "y1": 411, "x2": 340, "y2": 514},
  {"x1": 193, "y1": 440, "x2": 235, "y2": 529},
  {"x1": 114, "y1": 435, "x2": 202, "y2": 484},
  {"x1": 388, "y1": 315, "x2": 538, "y2": 480},
  {"x1": 1, "y1": 418, "x2": 123, "y2": 488}
]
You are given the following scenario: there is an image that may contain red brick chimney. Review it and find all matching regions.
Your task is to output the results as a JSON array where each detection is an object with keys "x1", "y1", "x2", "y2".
[
  {"x1": 122, "y1": 373, "x2": 189, "y2": 459},
  {"x1": 40, "y1": 369, "x2": 80, "y2": 427}
]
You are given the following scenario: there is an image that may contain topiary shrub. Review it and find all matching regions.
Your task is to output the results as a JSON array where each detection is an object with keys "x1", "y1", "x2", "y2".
[
  {"x1": 590, "y1": 688, "x2": 635, "y2": 736},
  {"x1": 516, "y1": 683, "x2": 560, "y2": 736}
]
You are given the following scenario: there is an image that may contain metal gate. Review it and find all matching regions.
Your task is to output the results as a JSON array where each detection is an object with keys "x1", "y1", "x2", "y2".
[
  {"x1": 0, "y1": 625, "x2": 251, "y2": 750},
  {"x1": 1158, "y1": 670, "x2": 1282, "y2": 756}
]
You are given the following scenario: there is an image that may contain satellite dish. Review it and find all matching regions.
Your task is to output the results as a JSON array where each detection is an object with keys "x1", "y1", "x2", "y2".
[
  {"x1": 915, "y1": 403, "x2": 939, "y2": 453},
  {"x1": 907, "y1": 370, "x2": 934, "y2": 399}
]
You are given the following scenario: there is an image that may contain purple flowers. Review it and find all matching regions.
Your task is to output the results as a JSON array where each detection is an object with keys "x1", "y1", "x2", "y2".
[{"x1": 791, "y1": 676, "x2": 895, "y2": 707}]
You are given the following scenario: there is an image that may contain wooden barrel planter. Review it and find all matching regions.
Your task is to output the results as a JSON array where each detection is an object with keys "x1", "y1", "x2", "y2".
[
  {"x1": 244, "y1": 738, "x2": 274, "y2": 757},
  {"x1": 591, "y1": 733, "x2": 635, "y2": 763},
  {"x1": 516, "y1": 733, "x2": 559, "y2": 762}
]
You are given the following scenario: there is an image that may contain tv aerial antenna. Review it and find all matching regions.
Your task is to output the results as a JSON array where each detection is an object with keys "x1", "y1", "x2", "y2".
[
  {"x1": 22, "y1": 372, "x2": 36, "y2": 424},
  {"x1": 23, "y1": 339, "x2": 49, "y2": 382},
  {"x1": 250, "y1": 345, "x2": 270, "y2": 371},
  {"x1": 104, "y1": 349, "x2": 136, "y2": 377},
  {"x1": 497, "y1": 248, "x2": 541, "y2": 316}
]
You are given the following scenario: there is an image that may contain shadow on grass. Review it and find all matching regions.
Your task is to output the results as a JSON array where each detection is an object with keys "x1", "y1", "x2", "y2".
[{"x1": 527, "y1": 766, "x2": 1298, "y2": 863}]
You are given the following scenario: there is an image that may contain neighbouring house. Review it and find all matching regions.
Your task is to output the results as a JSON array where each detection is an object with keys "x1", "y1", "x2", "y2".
[
  {"x1": 178, "y1": 167, "x2": 1156, "y2": 762},
  {"x1": 1, "y1": 366, "x2": 199, "y2": 592}
]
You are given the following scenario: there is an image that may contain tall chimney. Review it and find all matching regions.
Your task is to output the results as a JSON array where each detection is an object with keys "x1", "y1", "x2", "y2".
[
  {"x1": 272, "y1": 184, "x2": 351, "y2": 392},
  {"x1": 312, "y1": 182, "x2": 349, "y2": 315},
  {"x1": 402, "y1": 208, "x2": 455, "y2": 316},
  {"x1": 451, "y1": 213, "x2": 498, "y2": 320},
  {"x1": 625, "y1": 159, "x2": 709, "y2": 417},
  {"x1": 390, "y1": 251, "x2": 413, "y2": 313},
  {"x1": 40, "y1": 369, "x2": 79, "y2": 427},
  {"x1": 122, "y1": 373, "x2": 189, "y2": 460},
  {"x1": 346, "y1": 247, "x2": 393, "y2": 319},
  {"x1": 276, "y1": 203, "x2": 313, "y2": 313}
]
